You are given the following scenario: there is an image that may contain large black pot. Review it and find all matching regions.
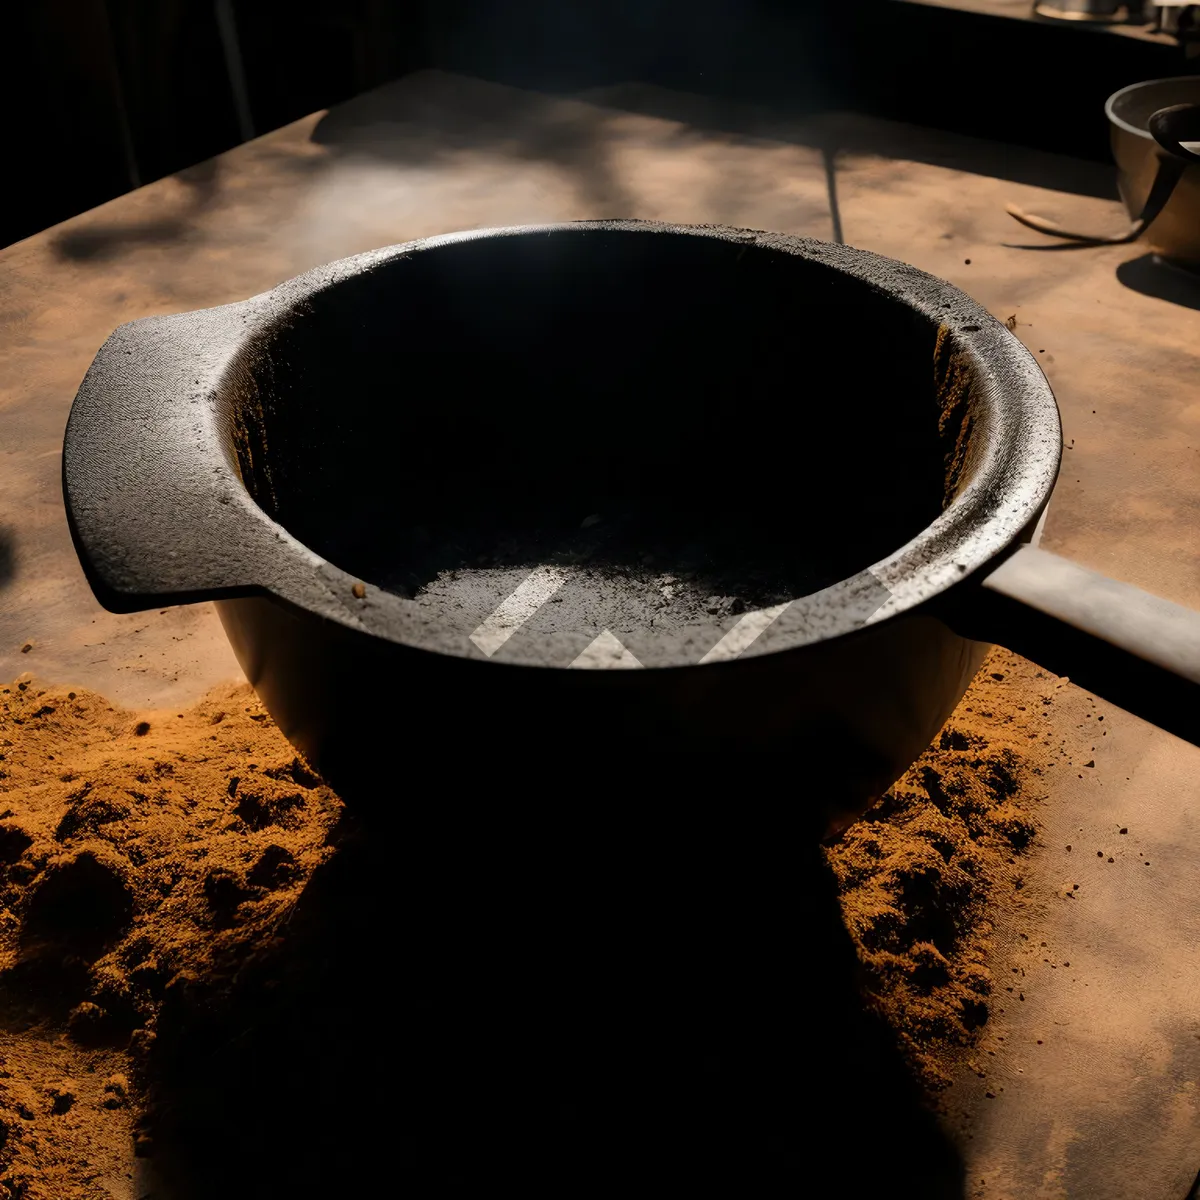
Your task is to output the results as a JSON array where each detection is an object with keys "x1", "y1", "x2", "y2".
[{"x1": 63, "y1": 222, "x2": 1200, "y2": 832}]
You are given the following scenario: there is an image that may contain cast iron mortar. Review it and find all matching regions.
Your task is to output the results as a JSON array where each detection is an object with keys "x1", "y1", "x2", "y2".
[{"x1": 62, "y1": 222, "x2": 1200, "y2": 831}]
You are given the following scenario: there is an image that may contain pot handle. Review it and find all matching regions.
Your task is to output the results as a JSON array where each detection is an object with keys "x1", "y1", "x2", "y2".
[
  {"x1": 957, "y1": 545, "x2": 1200, "y2": 748},
  {"x1": 63, "y1": 304, "x2": 286, "y2": 613},
  {"x1": 1149, "y1": 103, "x2": 1200, "y2": 167},
  {"x1": 1005, "y1": 103, "x2": 1200, "y2": 245}
]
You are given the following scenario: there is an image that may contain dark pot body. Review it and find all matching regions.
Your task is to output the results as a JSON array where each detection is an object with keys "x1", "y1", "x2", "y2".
[
  {"x1": 65, "y1": 221, "x2": 1070, "y2": 828},
  {"x1": 218, "y1": 592, "x2": 989, "y2": 831}
]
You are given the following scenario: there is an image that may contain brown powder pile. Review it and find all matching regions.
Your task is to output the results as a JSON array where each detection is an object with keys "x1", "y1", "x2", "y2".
[
  {"x1": 0, "y1": 647, "x2": 1059, "y2": 1196},
  {"x1": 825, "y1": 646, "x2": 1055, "y2": 1093},
  {"x1": 0, "y1": 675, "x2": 342, "y2": 1199}
]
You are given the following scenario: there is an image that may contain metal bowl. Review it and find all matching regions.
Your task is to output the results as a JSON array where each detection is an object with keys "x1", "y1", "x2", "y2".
[{"x1": 1108, "y1": 76, "x2": 1200, "y2": 268}]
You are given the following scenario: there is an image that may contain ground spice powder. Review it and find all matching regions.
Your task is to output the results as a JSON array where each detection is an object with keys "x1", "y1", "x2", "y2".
[{"x1": 0, "y1": 647, "x2": 1053, "y2": 1197}]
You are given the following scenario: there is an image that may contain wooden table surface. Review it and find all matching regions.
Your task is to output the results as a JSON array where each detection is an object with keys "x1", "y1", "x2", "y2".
[{"x1": 1, "y1": 69, "x2": 1198, "y2": 1198}]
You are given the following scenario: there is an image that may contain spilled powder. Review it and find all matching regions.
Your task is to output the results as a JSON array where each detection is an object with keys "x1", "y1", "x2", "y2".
[
  {"x1": 0, "y1": 677, "x2": 341, "y2": 1199},
  {"x1": 825, "y1": 647, "x2": 1057, "y2": 1092},
  {"x1": 0, "y1": 646, "x2": 1059, "y2": 1196}
]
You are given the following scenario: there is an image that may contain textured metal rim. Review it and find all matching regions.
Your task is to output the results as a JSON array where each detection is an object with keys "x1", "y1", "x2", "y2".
[
  {"x1": 70, "y1": 221, "x2": 1063, "y2": 668},
  {"x1": 1105, "y1": 76, "x2": 1200, "y2": 140},
  {"x1": 213, "y1": 221, "x2": 1061, "y2": 666}
]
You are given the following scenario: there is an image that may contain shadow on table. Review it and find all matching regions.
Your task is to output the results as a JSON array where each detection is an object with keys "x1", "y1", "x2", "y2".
[
  {"x1": 141, "y1": 781, "x2": 967, "y2": 1200},
  {"x1": 309, "y1": 70, "x2": 1119, "y2": 209},
  {"x1": 579, "y1": 82, "x2": 1120, "y2": 202},
  {"x1": 1116, "y1": 253, "x2": 1200, "y2": 311},
  {"x1": 312, "y1": 70, "x2": 640, "y2": 217},
  {"x1": 48, "y1": 160, "x2": 224, "y2": 264},
  {"x1": 0, "y1": 528, "x2": 15, "y2": 592}
]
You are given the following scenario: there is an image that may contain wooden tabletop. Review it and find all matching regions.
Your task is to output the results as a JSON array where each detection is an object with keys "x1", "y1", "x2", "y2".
[{"x1": 1, "y1": 69, "x2": 1197, "y2": 1197}]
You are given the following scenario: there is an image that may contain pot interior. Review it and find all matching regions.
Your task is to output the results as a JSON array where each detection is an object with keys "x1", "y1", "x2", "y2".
[
  {"x1": 1108, "y1": 77, "x2": 1200, "y2": 137},
  {"x1": 230, "y1": 229, "x2": 953, "y2": 625}
]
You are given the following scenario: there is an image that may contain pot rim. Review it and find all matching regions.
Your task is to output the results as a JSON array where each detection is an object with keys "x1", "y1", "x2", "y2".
[
  {"x1": 67, "y1": 221, "x2": 1062, "y2": 669},
  {"x1": 1105, "y1": 76, "x2": 1200, "y2": 140}
]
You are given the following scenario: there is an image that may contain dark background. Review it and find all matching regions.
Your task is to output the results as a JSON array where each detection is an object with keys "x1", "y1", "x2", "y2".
[{"x1": 2, "y1": 0, "x2": 1196, "y2": 249}]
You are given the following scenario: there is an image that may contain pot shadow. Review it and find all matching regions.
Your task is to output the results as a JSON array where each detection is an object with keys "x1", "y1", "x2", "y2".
[
  {"x1": 1116, "y1": 252, "x2": 1200, "y2": 311},
  {"x1": 141, "y1": 775, "x2": 967, "y2": 1199}
]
